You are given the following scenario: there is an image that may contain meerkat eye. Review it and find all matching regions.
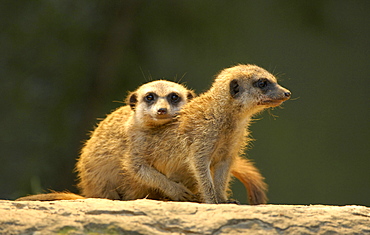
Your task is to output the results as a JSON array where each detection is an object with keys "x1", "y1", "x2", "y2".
[
  {"x1": 144, "y1": 93, "x2": 156, "y2": 102},
  {"x1": 255, "y1": 78, "x2": 270, "y2": 89},
  {"x1": 168, "y1": 93, "x2": 181, "y2": 103}
]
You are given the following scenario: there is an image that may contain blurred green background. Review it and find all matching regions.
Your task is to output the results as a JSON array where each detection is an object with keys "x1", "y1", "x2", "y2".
[{"x1": 1, "y1": 1, "x2": 369, "y2": 206}]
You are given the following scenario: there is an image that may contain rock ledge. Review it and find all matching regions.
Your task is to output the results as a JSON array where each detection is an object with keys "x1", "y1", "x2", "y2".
[{"x1": 1, "y1": 199, "x2": 369, "y2": 234}]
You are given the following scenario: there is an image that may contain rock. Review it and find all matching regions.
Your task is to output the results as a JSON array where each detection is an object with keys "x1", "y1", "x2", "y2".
[{"x1": 1, "y1": 199, "x2": 369, "y2": 234}]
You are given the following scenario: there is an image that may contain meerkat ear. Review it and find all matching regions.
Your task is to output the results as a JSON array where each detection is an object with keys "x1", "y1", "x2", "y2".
[
  {"x1": 229, "y1": 79, "x2": 241, "y2": 98},
  {"x1": 187, "y1": 90, "x2": 196, "y2": 101},
  {"x1": 127, "y1": 92, "x2": 138, "y2": 110}
]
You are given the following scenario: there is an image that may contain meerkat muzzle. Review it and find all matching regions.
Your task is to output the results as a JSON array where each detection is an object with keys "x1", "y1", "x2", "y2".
[
  {"x1": 154, "y1": 109, "x2": 173, "y2": 119},
  {"x1": 258, "y1": 90, "x2": 291, "y2": 107},
  {"x1": 157, "y1": 108, "x2": 168, "y2": 115}
]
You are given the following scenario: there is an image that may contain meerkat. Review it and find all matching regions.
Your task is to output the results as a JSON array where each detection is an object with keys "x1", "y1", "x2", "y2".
[
  {"x1": 77, "y1": 80, "x2": 197, "y2": 200},
  {"x1": 17, "y1": 77, "x2": 270, "y2": 204},
  {"x1": 120, "y1": 64, "x2": 290, "y2": 204},
  {"x1": 16, "y1": 80, "x2": 194, "y2": 201}
]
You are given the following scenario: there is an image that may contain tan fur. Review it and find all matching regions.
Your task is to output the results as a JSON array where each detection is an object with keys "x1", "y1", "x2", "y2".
[
  {"x1": 231, "y1": 157, "x2": 268, "y2": 204},
  {"x1": 16, "y1": 191, "x2": 84, "y2": 201},
  {"x1": 121, "y1": 64, "x2": 290, "y2": 204}
]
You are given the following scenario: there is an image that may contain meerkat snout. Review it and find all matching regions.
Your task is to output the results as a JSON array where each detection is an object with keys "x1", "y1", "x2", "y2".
[
  {"x1": 157, "y1": 108, "x2": 168, "y2": 115},
  {"x1": 277, "y1": 86, "x2": 291, "y2": 101},
  {"x1": 273, "y1": 85, "x2": 291, "y2": 101},
  {"x1": 152, "y1": 97, "x2": 171, "y2": 119},
  {"x1": 253, "y1": 78, "x2": 291, "y2": 107}
]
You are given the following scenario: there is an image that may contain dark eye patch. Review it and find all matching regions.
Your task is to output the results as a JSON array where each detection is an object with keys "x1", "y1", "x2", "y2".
[
  {"x1": 167, "y1": 92, "x2": 181, "y2": 104},
  {"x1": 253, "y1": 78, "x2": 271, "y2": 91},
  {"x1": 144, "y1": 92, "x2": 157, "y2": 103}
]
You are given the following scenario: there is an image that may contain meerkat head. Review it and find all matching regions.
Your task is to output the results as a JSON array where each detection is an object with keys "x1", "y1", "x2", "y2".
[
  {"x1": 127, "y1": 80, "x2": 195, "y2": 126},
  {"x1": 214, "y1": 64, "x2": 291, "y2": 113}
]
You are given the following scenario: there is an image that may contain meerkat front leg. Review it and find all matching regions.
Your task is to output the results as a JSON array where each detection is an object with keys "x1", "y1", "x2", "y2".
[
  {"x1": 212, "y1": 157, "x2": 233, "y2": 203},
  {"x1": 190, "y1": 152, "x2": 218, "y2": 204},
  {"x1": 127, "y1": 151, "x2": 195, "y2": 202}
]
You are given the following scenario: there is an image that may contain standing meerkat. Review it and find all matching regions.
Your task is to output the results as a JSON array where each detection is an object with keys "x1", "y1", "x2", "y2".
[
  {"x1": 17, "y1": 77, "x2": 270, "y2": 204},
  {"x1": 121, "y1": 64, "x2": 290, "y2": 204}
]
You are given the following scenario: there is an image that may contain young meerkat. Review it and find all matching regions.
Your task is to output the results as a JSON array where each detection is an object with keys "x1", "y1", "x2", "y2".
[
  {"x1": 77, "y1": 80, "x2": 196, "y2": 200},
  {"x1": 121, "y1": 64, "x2": 290, "y2": 204}
]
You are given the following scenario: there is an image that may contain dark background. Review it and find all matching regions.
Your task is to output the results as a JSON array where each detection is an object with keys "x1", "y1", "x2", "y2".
[{"x1": 1, "y1": 1, "x2": 369, "y2": 206}]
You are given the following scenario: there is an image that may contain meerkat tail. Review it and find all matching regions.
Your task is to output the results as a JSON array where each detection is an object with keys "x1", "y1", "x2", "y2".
[
  {"x1": 15, "y1": 192, "x2": 85, "y2": 201},
  {"x1": 231, "y1": 157, "x2": 268, "y2": 205}
]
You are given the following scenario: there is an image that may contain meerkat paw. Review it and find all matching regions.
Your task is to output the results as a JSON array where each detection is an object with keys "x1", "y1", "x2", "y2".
[
  {"x1": 221, "y1": 199, "x2": 241, "y2": 205},
  {"x1": 168, "y1": 183, "x2": 196, "y2": 202}
]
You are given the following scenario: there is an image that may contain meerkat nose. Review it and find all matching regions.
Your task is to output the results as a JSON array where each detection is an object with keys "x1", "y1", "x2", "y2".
[
  {"x1": 157, "y1": 108, "x2": 168, "y2": 115},
  {"x1": 284, "y1": 91, "x2": 291, "y2": 98}
]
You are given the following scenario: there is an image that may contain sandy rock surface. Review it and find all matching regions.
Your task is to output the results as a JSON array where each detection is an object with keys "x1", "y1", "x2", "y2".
[{"x1": 1, "y1": 198, "x2": 369, "y2": 234}]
